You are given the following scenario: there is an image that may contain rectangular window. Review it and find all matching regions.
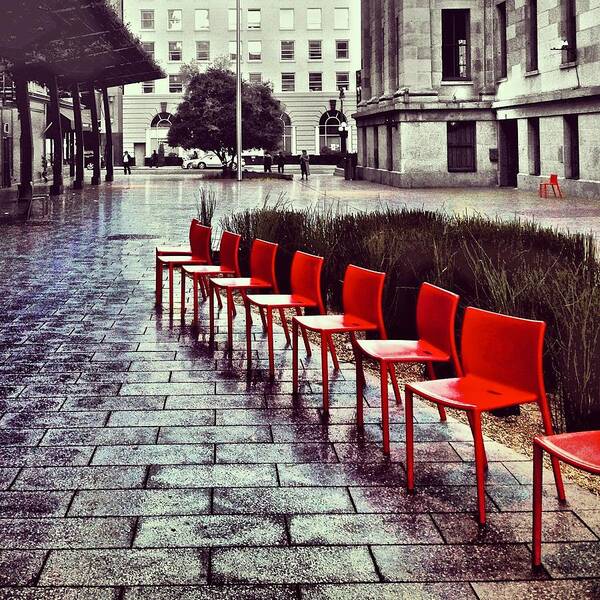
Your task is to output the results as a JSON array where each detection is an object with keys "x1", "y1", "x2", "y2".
[
  {"x1": 169, "y1": 74, "x2": 183, "y2": 94},
  {"x1": 280, "y1": 8, "x2": 294, "y2": 30},
  {"x1": 168, "y1": 41, "x2": 182, "y2": 62},
  {"x1": 195, "y1": 9, "x2": 209, "y2": 30},
  {"x1": 527, "y1": 0, "x2": 538, "y2": 71},
  {"x1": 563, "y1": 0, "x2": 577, "y2": 63},
  {"x1": 281, "y1": 72, "x2": 295, "y2": 92},
  {"x1": 247, "y1": 9, "x2": 261, "y2": 30},
  {"x1": 309, "y1": 40, "x2": 322, "y2": 61},
  {"x1": 496, "y1": 2, "x2": 508, "y2": 79},
  {"x1": 336, "y1": 40, "x2": 350, "y2": 60},
  {"x1": 336, "y1": 72, "x2": 350, "y2": 90},
  {"x1": 334, "y1": 7, "x2": 350, "y2": 29},
  {"x1": 281, "y1": 41, "x2": 295, "y2": 61},
  {"x1": 373, "y1": 127, "x2": 379, "y2": 169},
  {"x1": 309, "y1": 72, "x2": 323, "y2": 91},
  {"x1": 447, "y1": 121, "x2": 476, "y2": 172},
  {"x1": 229, "y1": 41, "x2": 242, "y2": 62},
  {"x1": 167, "y1": 9, "x2": 182, "y2": 31},
  {"x1": 142, "y1": 41, "x2": 155, "y2": 60},
  {"x1": 528, "y1": 117, "x2": 541, "y2": 176},
  {"x1": 441, "y1": 9, "x2": 470, "y2": 80},
  {"x1": 140, "y1": 10, "x2": 154, "y2": 30},
  {"x1": 142, "y1": 81, "x2": 154, "y2": 94},
  {"x1": 249, "y1": 73, "x2": 262, "y2": 84},
  {"x1": 248, "y1": 41, "x2": 262, "y2": 62},
  {"x1": 564, "y1": 114, "x2": 580, "y2": 179},
  {"x1": 196, "y1": 41, "x2": 210, "y2": 62},
  {"x1": 307, "y1": 8, "x2": 322, "y2": 30}
]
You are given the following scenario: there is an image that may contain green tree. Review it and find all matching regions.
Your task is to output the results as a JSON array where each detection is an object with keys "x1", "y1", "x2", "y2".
[{"x1": 167, "y1": 66, "x2": 284, "y2": 169}]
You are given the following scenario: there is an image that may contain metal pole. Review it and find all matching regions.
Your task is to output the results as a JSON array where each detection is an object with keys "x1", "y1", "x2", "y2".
[{"x1": 235, "y1": 0, "x2": 242, "y2": 182}]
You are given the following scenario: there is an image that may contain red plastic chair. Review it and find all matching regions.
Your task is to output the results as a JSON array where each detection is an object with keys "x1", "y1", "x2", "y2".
[
  {"x1": 245, "y1": 251, "x2": 325, "y2": 377},
  {"x1": 292, "y1": 264, "x2": 386, "y2": 413},
  {"x1": 539, "y1": 174, "x2": 562, "y2": 199},
  {"x1": 533, "y1": 431, "x2": 598, "y2": 566},
  {"x1": 355, "y1": 283, "x2": 461, "y2": 454},
  {"x1": 404, "y1": 307, "x2": 564, "y2": 525},
  {"x1": 181, "y1": 231, "x2": 242, "y2": 325},
  {"x1": 209, "y1": 239, "x2": 279, "y2": 351},
  {"x1": 155, "y1": 219, "x2": 199, "y2": 304},
  {"x1": 156, "y1": 222, "x2": 212, "y2": 314}
]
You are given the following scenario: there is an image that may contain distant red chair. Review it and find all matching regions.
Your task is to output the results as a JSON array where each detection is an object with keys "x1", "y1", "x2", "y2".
[
  {"x1": 156, "y1": 222, "x2": 212, "y2": 314},
  {"x1": 180, "y1": 231, "x2": 242, "y2": 325},
  {"x1": 404, "y1": 307, "x2": 564, "y2": 525},
  {"x1": 246, "y1": 251, "x2": 325, "y2": 378},
  {"x1": 539, "y1": 174, "x2": 562, "y2": 198},
  {"x1": 355, "y1": 283, "x2": 461, "y2": 454},
  {"x1": 533, "y1": 431, "x2": 598, "y2": 566},
  {"x1": 208, "y1": 239, "x2": 279, "y2": 352},
  {"x1": 292, "y1": 264, "x2": 387, "y2": 413}
]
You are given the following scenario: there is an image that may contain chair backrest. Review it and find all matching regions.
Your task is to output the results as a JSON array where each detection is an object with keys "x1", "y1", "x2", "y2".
[
  {"x1": 461, "y1": 306, "x2": 545, "y2": 395},
  {"x1": 290, "y1": 251, "x2": 325, "y2": 314},
  {"x1": 219, "y1": 231, "x2": 241, "y2": 275},
  {"x1": 416, "y1": 282, "x2": 462, "y2": 376},
  {"x1": 549, "y1": 173, "x2": 559, "y2": 185},
  {"x1": 342, "y1": 264, "x2": 386, "y2": 338},
  {"x1": 190, "y1": 222, "x2": 212, "y2": 263},
  {"x1": 250, "y1": 239, "x2": 279, "y2": 292}
]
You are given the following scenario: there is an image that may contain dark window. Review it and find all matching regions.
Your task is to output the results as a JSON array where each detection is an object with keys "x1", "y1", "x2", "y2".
[
  {"x1": 563, "y1": 0, "x2": 577, "y2": 63},
  {"x1": 447, "y1": 121, "x2": 476, "y2": 172},
  {"x1": 496, "y1": 2, "x2": 508, "y2": 79},
  {"x1": 527, "y1": 0, "x2": 538, "y2": 71},
  {"x1": 564, "y1": 115, "x2": 580, "y2": 179},
  {"x1": 528, "y1": 118, "x2": 540, "y2": 176},
  {"x1": 386, "y1": 124, "x2": 393, "y2": 171},
  {"x1": 373, "y1": 126, "x2": 379, "y2": 169},
  {"x1": 442, "y1": 9, "x2": 470, "y2": 80}
]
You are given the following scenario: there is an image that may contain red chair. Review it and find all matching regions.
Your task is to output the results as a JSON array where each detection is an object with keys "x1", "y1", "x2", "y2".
[
  {"x1": 245, "y1": 251, "x2": 325, "y2": 378},
  {"x1": 292, "y1": 264, "x2": 387, "y2": 413},
  {"x1": 355, "y1": 283, "x2": 461, "y2": 454},
  {"x1": 209, "y1": 239, "x2": 279, "y2": 352},
  {"x1": 155, "y1": 219, "x2": 199, "y2": 304},
  {"x1": 533, "y1": 431, "x2": 598, "y2": 566},
  {"x1": 404, "y1": 307, "x2": 564, "y2": 525},
  {"x1": 156, "y1": 222, "x2": 212, "y2": 314},
  {"x1": 539, "y1": 174, "x2": 562, "y2": 199},
  {"x1": 180, "y1": 231, "x2": 242, "y2": 325}
]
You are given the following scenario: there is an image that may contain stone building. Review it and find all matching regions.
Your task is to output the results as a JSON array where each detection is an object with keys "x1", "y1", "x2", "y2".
[{"x1": 356, "y1": 0, "x2": 600, "y2": 198}]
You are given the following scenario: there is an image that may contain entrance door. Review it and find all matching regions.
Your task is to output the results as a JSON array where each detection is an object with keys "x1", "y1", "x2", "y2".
[
  {"x1": 134, "y1": 143, "x2": 145, "y2": 167},
  {"x1": 499, "y1": 119, "x2": 519, "y2": 187},
  {"x1": 2, "y1": 138, "x2": 12, "y2": 187}
]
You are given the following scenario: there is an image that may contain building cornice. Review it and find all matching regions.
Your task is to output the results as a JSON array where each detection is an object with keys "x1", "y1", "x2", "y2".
[{"x1": 492, "y1": 85, "x2": 600, "y2": 109}]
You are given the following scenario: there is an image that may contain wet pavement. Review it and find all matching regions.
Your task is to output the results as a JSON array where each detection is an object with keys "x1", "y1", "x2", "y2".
[{"x1": 0, "y1": 175, "x2": 598, "y2": 598}]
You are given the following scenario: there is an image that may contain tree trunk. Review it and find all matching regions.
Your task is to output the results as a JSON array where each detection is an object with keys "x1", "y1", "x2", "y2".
[
  {"x1": 14, "y1": 74, "x2": 33, "y2": 199},
  {"x1": 72, "y1": 83, "x2": 84, "y2": 189},
  {"x1": 101, "y1": 87, "x2": 114, "y2": 182},
  {"x1": 88, "y1": 85, "x2": 101, "y2": 185},
  {"x1": 48, "y1": 75, "x2": 63, "y2": 196}
]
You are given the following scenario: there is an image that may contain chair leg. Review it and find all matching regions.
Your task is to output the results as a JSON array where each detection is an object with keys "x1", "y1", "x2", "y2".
[
  {"x1": 467, "y1": 412, "x2": 488, "y2": 471},
  {"x1": 328, "y1": 335, "x2": 340, "y2": 371},
  {"x1": 168, "y1": 264, "x2": 174, "y2": 315},
  {"x1": 279, "y1": 308, "x2": 290, "y2": 344},
  {"x1": 557, "y1": 185, "x2": 563, "y2": 199},
  {"x1": 259, "y1": 306, "x2": 267, "y2": 331},
  {"x1": 389, "y1": 365, "x2": 402, "y2": 405},
  {"x1": 267, "y1": 308, "x2": 275, "y2": 379},
  {"x1": 199, "y1": 276, "x2": 207, "y2": 300},
  {"x1": 209, "y1": 281, "x2": 215, "y2": 341},
  {"x1": 155, "y1": 257, "x2": 162, "y2": 305},
  {"x1": 532, "y1": 442, "x2": 544, "y2": 567},
  {"x1": 321, "y1": 332, "x2": 329, "y2": 413},
  {"x1": 426, "y1": 362, "x2": 447, "y2": 421},
  {"x1": 292, "y1": 318, "x2": 299, "y2": 394},
  {"x1": 405, "y1": 388, "x2": 415, "y2": 493},
  {"x1": 538, "y1": 399, "x2": 566, "y2": 501},
  {"x1": 215, "y1": 283, "x2": 223, "y2": 310},
  {"x1": 245, "y1": 300, "x2": 253, "y2": 371},
  {"x1": 355, "y1": 349, "x2": 364, "y2": 427},
  {"x1": 470, "y1": 411, "x2": 487, "y2": 525},
  {"x1": 180, "y1": 270, "x2": 186, "y2": 320},
  {"x1": 226, "y1": 288, "x2": 234, "y2": 352},
  {"x1": 296, "y1": 308, "x2": 311, "y2": 356},
  {"x1": 193, "y1": 275, "x2": 199, "y2": 326},
  {"x1": 381, "y1": 361, "x2": 390, "y2": 455}
]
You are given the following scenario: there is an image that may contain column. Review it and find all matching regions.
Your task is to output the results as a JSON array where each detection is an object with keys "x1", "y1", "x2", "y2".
[
  {"x1": 87, "y1": 85, "x2": 101, "y2": 185},
  {"x1": 101, "y1": 86, "x2": 114, "y2": 182},
  {"x1": 48, "y1": 75, "x2": 63, "y2": 196},
  {"x1": 71, "y1": 83, "x2": 84, "y2": 190},
  {"x1": 14, "y1": 73, "x2": 33, "y2": 200},
  {"x1": 360, "y1": 0, "x2": 372, "y2": 105}
]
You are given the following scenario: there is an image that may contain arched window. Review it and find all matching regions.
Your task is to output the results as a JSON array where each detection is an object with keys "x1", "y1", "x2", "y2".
[
  {"x1": 150, "y1": 112, "x2": 173, "y2": 128},
  {"x1": 318, "y1": 110, "x2": 346, "y2": 153},
  {"x1": 280, "y1": 113, "x2": 293, "y2": 154}
]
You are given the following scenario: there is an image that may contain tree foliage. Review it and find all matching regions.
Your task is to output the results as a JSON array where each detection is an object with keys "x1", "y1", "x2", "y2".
[{"x1": 167, "y1": 67, "x2": 284, "y2": 166}]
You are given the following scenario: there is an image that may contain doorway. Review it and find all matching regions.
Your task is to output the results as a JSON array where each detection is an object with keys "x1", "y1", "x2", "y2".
[
  {"x1": 498, "y1": 119, "x2": 519, "y2": 187},
  {"x1": 134, "y1": 143, "x2": 146, "y2": 167}
]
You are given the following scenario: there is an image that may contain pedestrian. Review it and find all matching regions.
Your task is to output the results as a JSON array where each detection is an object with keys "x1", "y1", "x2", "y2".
[
  {"x1": 300, "y1": 150, "x2": 310, "y2": 180},
  {"x1": 276, "y1": 152, "x2": 285, "y2": 174},
  {"x1": 122, "y1": 151, "x2": 132, "y2": 175},
  {"x1": 150, "y1": 150, "x2": 159, "y2": 168},
  {"x1": 263, "y1": 150, "x2": 273, "y2": 173}
]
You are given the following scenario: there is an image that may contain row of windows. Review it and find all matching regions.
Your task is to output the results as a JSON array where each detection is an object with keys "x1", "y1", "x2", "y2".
[
  {"x1": 140, "y1": 7, "x2": 349, "y2": 32},
  {"x1": 142, "y1": 40, "x2": 350, "y2": 63}
]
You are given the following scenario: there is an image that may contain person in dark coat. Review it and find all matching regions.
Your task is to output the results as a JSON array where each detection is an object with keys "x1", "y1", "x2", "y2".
[
  {"x1": 300, "y1": 150, "x2": 310, "y2": 180},
  {"x1": 150, "y1": 150, "x2": 159, "y2": 168},
  {"x1": 276, "y1": 152, "x2": 285, "y2": 174},
  {"x1": 123, "y1": 151, "x2": 132, "y2": 175},
  {"x1": 263, "y1": 151, "x2": 273, "y2": 173}
]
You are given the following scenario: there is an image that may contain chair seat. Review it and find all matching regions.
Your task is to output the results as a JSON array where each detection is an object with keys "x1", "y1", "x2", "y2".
[
  {"x1": 294, "y1": 313, "x2": 377, "y2": 333},
  {"x1": 406, "y1": 375, "x2": 538, "y2": 412},
  {"x1": 247, "y1": 293, "x2": 318, "y2": 309},
  {"x1": 183, "y1": 265, "x2": 234, "y2": 276},
  {"x1": 535, "y1": 431, "x2": 600, "y2": 475},
  {"x1": 357, "y1": 339, "x2": 450, "y2": 363},
  {"x1": 156, "y1": 246, "x2": 191, "y2": 256},
  {"x1": 157, "y1": 255, "x2": 209, "y2": 266},
  {"x1": 211, "y1": 277, "x2": 272, "y2": 290}
]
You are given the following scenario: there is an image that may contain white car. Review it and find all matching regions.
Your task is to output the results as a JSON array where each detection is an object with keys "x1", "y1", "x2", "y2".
[{"x1": 182, "y1": 153, "x2": 245, "y2": 170}]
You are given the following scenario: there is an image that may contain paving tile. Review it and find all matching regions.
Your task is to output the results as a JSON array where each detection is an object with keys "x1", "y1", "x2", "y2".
[
  {"x1": 0, "y1": 428, "x2": 45, "y2": 446},
  {"x1": 13, "y1": 466, "x2": 146, "y2": 490},
  {"x1": 61, "y1": 395, "x2": 166, "y2": 411},
  {"x1": 0, "y1": 411, "x2": 107, "y2": 429},
  {"x1": 538, "y1": 541, "x2": 600, "y2": 578},
  {"x1": 128, "y1": 360, "x2": 215, "y2": 372},
  {"x1": 77, "y1": 371, "x2": 170, "y2": 383},
  {"x1": 40, "y1": 427, "x2": 158, "y2": 446},
  {"x1": 39, "y1": 548, "x2": 208, "y2": 586},
  {"x1": 20, "y1": 384, "x2": 121, "y2": 398},
  {"x1": 0, "y1": 491, "x2": 73, "y2": 518},
  {"x1": 0, "y1": 587, "x2": 119, "y2": 599},
  {"x1": 123, "y1": 585, "x2": 297, "y2": 600},
  {"x1": 450, "y1": 440, "x2": 529, "y2": 462},
  {"x1": 92, "y1": 444, "x2": 213, "y2": 466},
  {"x1": 0, "y1": 446, "x2": 93, "y2": 467},
  {"x1": 334, "y1": 442, "x2": 461, "y2": 463},
  {"x1": 93, "y1": 351, "x2": 177, "y2": 362},
  {"x1": 412, "y1": 462, "x2": 519, "y2": 486},
  {"x1": 278, "y1": 463, "x2": 404, "y2": 487},
  {"x1": 0, "y1": 396, "x2": 65, "y2": 412},
  {"x1": 216, "y1": 408, "x2": 319, "y2": 426},
  {"x1": 0, "y1": 468, "x2": 18, "y2": 490},
  {"x1": 158, "y1": 425, "x2": 271, "y2": 444},
  {"x1": 216, "y1": 443, "x2": 338, "y2": 464},
  {"x1": 165, "y1": 394, "x2": 265, "y2": 409},
  {"x1": 271, "y1": 424, "x2": 383, "y2": 444},
  {"x1": 211, "y1": 546, "x2": 379, "y2": 584},
  {"x1": 148, "y1": 464, "x2": 278, "y2": 488},
  {"x1": 300, "y1": 583, "x2": 477, "y2": 599},
  {"x1": 486, "y1": 483, "x2": 599, "y2": 512},
  {"x1": 577, "y1": 510, "x2": 600, "y2": 537},
  {"x1": 119, "y1": 383, "x2": 215, "y2": 396},
  {"x1": 0, "y1": 550, "x2": 46, "y2": 585},
  {"x1": 471, "y1": 580, "x2": 600, "y2": 599},
  {"x1": 107, "y1": 409, "x2": 214, "y2": 427}
]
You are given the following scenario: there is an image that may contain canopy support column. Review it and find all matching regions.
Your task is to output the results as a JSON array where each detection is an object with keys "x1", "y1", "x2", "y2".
[
  {"x1": 14, "y1": 74, "x2": 33, "y2": 200},
  {"x1": 48, "y1": 76, "x2": 64, "y2": 196},
  {"x1": 72, "y1": 83, "x2": 84, "y2": 190},
  {"x1": 101, "y1": 86, "x2": 114, "y2": 182},
  {"x1": 87, "y1": 85, "x2": 101, "y2": 185}
]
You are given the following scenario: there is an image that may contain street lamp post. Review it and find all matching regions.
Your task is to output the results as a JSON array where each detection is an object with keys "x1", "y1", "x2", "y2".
[{"x1": 235, "y1": 0, "x2": 242, "y2": 182}]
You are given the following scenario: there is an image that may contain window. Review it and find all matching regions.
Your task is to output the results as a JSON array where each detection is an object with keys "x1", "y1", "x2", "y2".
[
  {"x1": 142, "y1": 41, "x2": 155, "y2": 60},
  {"x1": 248, "y1": 41, "x2": 262, "y2": 62},
  {"x1": 168, "y1": 41, "x2": 182, "y2": 62},
  {"x1": 527, "y1": 0, "x2": 538, "y2": 71},
  {"x1": 282, "y1": 72, "x2": 295, "y2": 92},
  {"x1": 169, "y1": 74, "x2": 183, "y2": 94},
  {"x1": 563, "y1": 0, "x2": 577, "y2": 63},
  {"x1": 167, "y1": 9, "x2": 182, "y2": 31},
  {"x1": 142, "y1": 81, "x2": 154, "y2": 94},
  {"x1": 307, "y1": 8, "x2": 322, "y2": 30},
  {"x1": 196, "y1": 41, "x2": 210, "y2": 62},
  {"x1": 195, "y1": 9, "x2": 209, "y2": 30},
  {"x1": 281, "y1": 113, "x2": 293, "y2": 154},
  {"x1": 281, "y1": 41, "x2": 295, "y2": 61},
  {"x1": 309, "y1": 72, "x2": 323, "y2": 91},
  {"x1": 336, "y1": 40, "x2": 349, "y2": 60},
  {"x1": 249, "y1": 73, "x2": 262, "y2": 84},
  {"x1": 447, "y1": 121, "x2": 476, "y2": 172},
  {"x1": 319, "y1": 110, "x2": 346, "y2": 153},
  {"x1": 336, "y1": 72, "x2": 350, "y2": 90},
  {"x1": 528, "y1": 117, "x2": 541, "y2": 176},
  {"x1": 247, "y1": 9, "x2": 261, "y2": 30},
  {"x1": 150, "y1": 112, "x2": 173, "y2": 128},
  {"x1": 309, "y1": 40, "x2": 322, "y2": 61},
  {"x1": 280, "y1": 8, "x2": 294, "y2": 30},
  {"x1": 229, "y1": 41, "x2": 241, "y2": 62},
  {"x1": 373, "y1": 126, "x2": 379, "y2": 169},
  {"x1": 334, "y1": 7, "x2": 349, "y2": 29},
  {"x1": 140, "y1": 10, "x2": 154, "y2": 30},
  {"x1": 564, "y1": 115, "x2": 580, "y2": 179},
  {"x1": 496, "y1": 2, "x2": 507, "y2": 79},
  {"x1": 442, "y1": 9, "x2": 470, "y2": 80}
]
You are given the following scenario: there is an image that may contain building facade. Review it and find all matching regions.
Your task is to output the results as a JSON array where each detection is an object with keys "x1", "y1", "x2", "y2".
[
  {"x1": 121, "y1": 0, "x2": 361, "y2": 165},
  {"x1": 356, "y1": 0, "x2": 600, "y2": 198}
]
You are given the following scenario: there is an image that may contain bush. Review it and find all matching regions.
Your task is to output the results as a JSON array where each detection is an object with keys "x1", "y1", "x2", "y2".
[{"x1": 220, "y1": 204, "x2": 599, "y2": 433}]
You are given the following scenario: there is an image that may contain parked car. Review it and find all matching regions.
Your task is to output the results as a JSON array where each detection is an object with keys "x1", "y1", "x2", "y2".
[{"x1": 182, "y1": 153, "x2": 246, "y2": 170}]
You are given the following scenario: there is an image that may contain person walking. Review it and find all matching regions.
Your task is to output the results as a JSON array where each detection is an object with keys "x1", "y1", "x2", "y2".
[
  {"x1": 122, "y1": 151, "x2": 132, "y2": 175},
  {"x1": 150, "y1": 150, "x2": 159, "y2": 168},
  {"x1": 263, "y1": 151, "x2": 273, "y2": 173},
  {"x1": 300, "y1": 150, "x2": 310, "y2": 180},
  {"x1": 276, "y1": 152, "x2": 285, "y2": 174}
]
